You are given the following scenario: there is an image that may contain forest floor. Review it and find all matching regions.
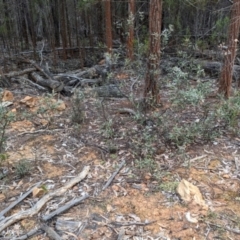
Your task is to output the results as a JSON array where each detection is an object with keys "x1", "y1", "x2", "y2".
[{"x1": 1, "y1": 59, "x2": 240, "y2": 240}]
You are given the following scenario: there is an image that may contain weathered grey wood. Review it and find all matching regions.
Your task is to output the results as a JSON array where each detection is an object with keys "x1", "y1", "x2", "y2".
[
  {"x1": 0, "y1": 166, "x2": 90, "y2": 232},
  {"x1": 30, "y1": 72, "x2": 64, "y2": 92},
  {"x1": 0, "y1": 182, "x2": 42, "y2": 221},
  {"x1": 93, "y1": 84, "x2": 126, "y2": 98}
]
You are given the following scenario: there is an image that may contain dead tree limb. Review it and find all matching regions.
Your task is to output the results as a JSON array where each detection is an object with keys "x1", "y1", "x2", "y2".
[
  {"x1": 30, "y1": 72, "x2": 64, "y2": 92},
  {"x1": 41, "y1": 194, "x2": 89, "y2": 221},
  {"x1": 0, "y1": 182, "x2": 42, "y2": 221},
  {"x1": 0, "y1": 166, "x2": 90, "y2": 232},
  {"x1": 102, "y1": 160, "x2": 125, "y2": 191},
  {"x1": 0, "y1": 68, "x2": 36, "y2": 78},
  {"x1": 41, "y1": 223, "x2": 62, "y2": 240}
]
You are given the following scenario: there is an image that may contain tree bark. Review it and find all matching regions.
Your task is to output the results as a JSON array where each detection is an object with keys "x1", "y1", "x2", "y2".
[
  {"x1": 127, "y1": 0, "x2": 135, "y2": 60},
  {"x1": 144, "y1": 0, "x2": 162, "y2": 105},
  {"x1": 218, "y1": 0, "x2": 240, "y2": 98},
  {"x1": 105, "y1": 0, "x2": 113, "y2": 53}
]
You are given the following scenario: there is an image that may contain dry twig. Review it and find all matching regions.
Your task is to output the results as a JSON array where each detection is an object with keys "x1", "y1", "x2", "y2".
[{"x1": 102, "y1": 160, "x2": 125, "y2": 191}]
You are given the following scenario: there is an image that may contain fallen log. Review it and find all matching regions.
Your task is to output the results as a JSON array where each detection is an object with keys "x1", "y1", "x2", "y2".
[
  {"x1": 195, "y1": 60, "x2": 240, "y2": 81},
  {"x1": 0, "y1": 68, "x2": 36, "y2": 78},
  {"x1": 30, "y1": 72, "x2": 64, "y2": 92},
  {"x1": 161, "y1": 57, "x2": 240, "y2": 81},
  {"x1": 93, "y1": 84, "x2": 126, "y2": 98}
]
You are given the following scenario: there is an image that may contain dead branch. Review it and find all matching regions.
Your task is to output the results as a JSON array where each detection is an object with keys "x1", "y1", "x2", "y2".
[
  {"x1": 116, "y1": 108, "x2": 138, "y2": 116},
  {"x1": 19, "y1": 77, "x2": 47, "y2": 90},
  {"x1": 0, "y1": 166, "x2": 90, "y2": 232},
  {"x1": 102, "y1": 160, "x2": 125, "y2": 191},
  {"x1": 12, "y1": 191, "x2": 88, "y2": 239},
  {"x1": 20, "y1": 58, "x2": 53, "y2": 80},
  {"x1": 110, "y1": 220, "x2": 156, "y2": 227},
  {"x1": 41, "y1": 223, "x2": 62, "y2": 240},
  {"x1": 0, "y1": 182, "x2": 42, "y2": 221},
  {"x1": 0, "y1": 68, "x2": 36, "y2": 78},
  {"x1": 41, "y1": 194, "x2": 89, "y2": 221},
  {"x1": 10, "y1": 228, "x2": 43, "y2": 240},
  {"x1": 30, "y1": 72, "x2": 64, "y2": 92}
]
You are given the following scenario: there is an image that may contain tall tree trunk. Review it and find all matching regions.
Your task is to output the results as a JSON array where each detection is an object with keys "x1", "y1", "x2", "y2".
[
  {"x1": 50, "y1": 0, "x2": 60, "y2": 47},
  {"x1": 144, "y1": 0, "x2": 162, "y2": 105},
  {"x1": 218, "y1": 0, "x2": 240, "y2": 98},
  {"x1": 27, "y1": 0, "x2": 37, "y2": 58},
  {"x1": 127, "y1": 0, "x2": 135, "y2": 60},
  {"x1": 105, "y1": 0, "x2": 112, "y2": 53},
  {"x1": 60, "y1": 0, "x2": 68, "y2": 59}
]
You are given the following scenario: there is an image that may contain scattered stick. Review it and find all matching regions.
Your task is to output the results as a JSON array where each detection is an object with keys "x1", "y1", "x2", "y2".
[
  {"x1": 0, "y1": 68, "x2": 36, "y2": 78},
  {"x1": 0, "y1": 166, "x2": 90, "y2": 232},
  {"x1": 8, "y1": 129, "x2": 66, "y2": 140},
  {"x1": 12, "y1": 194, "x2": 89, "y2": 239},
  {"x1": 207, "y1": 222, "x2": 240, "y2": 234},
  {"x1": 117, "y1": 108, "x2": 138, "y2": 116},
  {"x1": 20, "y1": 77, "x2": 47, "y2": 90},
  {"x1": 0, "y1": 182, "x2": 42, "y2": 221},
  {"x1": 189, "y1": 155, "x2": 207, "y2": 163},
  {"x1": 41, "y1": 223, "x2": 62, "y2": 240},
  {"x1": 111, "y1": 220, "x2": 156, "y2": 227},
  {"x1": 11, "y1": 228, "x2": 43, "y2": 240},
  {"x1": 130, "y1": 77, "x2": 139, "y2": 92},
  {"x1": 102, "y1": 160, "x2": 125, "y2": 191},
  {"x1": 41, "y1": 194, "x2": 89, "y2": 221}
]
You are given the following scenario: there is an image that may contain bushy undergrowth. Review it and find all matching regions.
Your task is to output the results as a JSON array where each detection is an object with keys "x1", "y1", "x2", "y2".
[
  {"x1": 0, "y1": 102, "x2": 15, "y2": 154},
  {"x1": 159, "y1": 63, "x2": 240, "y2": 148}
]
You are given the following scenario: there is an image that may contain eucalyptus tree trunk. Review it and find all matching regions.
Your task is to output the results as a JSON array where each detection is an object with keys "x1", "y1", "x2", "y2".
[
  {"x1": 144, "y1": 0, "x2": 162, "y2": 105},
  {"x1": 127, "y1": 0, "x2": 135, "y2": 60},
  {"x1": 60, "y1": 0, "x2": 68, "y2": 59},
  {"x1": 105, "y1": 0, "x2": 112, "y2": 53},
  {"x1": 218, "y1": 0, "x2": 240, "y2": 98}
]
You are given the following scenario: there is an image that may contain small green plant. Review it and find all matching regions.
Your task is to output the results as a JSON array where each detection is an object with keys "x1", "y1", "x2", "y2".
[
  {"x1": 0, "y1": 104, "x2": 15, "y2": 153},
  {"x1": 15, "y1": 159, "x2": 31, "y2": 178},
  {"x1": 217, "y1": 93, "x2": 240, "y2": 133},
  {"x1": 0, "y1": 153, "x2": 7, "y2": 166},
  {"x1": 71, "y1": 90, "x2": 85, "y2": 124},
  {"x1": 158, "y1": 181, "x2": 178, "y2": 193},
  {"x1": 135, "y1": 157, "x2": 157, "y2": 174},
  {"x1": 101, "y1": 119, "x2": 114, "y2": 138}
]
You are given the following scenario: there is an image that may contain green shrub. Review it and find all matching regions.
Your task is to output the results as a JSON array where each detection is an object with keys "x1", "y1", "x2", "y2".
[{"x1": 15, "y1": 159, "x2": 31, "y2": 178}]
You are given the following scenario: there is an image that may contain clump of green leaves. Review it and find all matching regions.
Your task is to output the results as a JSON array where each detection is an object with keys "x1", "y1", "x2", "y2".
[
  {"x1": 135, "y1": 157, "x2": 158, "y2": 174},
  {"x1": 172, "y1": 81, "x2": 211, "y2": 108},
  {"x1": 216, "y1": 93, "x2": 240, "y2": 133},
  {"x1": 71, "y1": 90, "x2": 85, "y2": 124},
  {"x1": 101, "y1": 119, "x2": 114, "y2": 139},
  {"x1": 0, "y1": 103, "x2": 15, "y2": 153},
  {"x1": 158, "y1": 181, "x2": 179, "y2": 194},
  {"x1": 15, "y1": 159, "x2": 31, "y2": 178}
]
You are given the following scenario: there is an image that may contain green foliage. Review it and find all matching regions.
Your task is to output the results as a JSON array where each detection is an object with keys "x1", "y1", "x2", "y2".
[
  {"x1": 135, "y1": 157, "x2": 158, "y2": 174},
  {"x1": 134, "y1": 37, "x2": 149, "y2": 59},
  {"x1": 15, "y1": 159, "x2": 31, "y2": 178},
  {"x1": 217, "y1": 93, "x2": 240, "y2": 133},
  {"x1": 158, "y1": 181, "x2": 178, "y2": 193},
  {"x1": 0, "y1": 153, "x2": 7, "y2": 167},
  {"x1": 0, "y1": 104, "x2": 15, "y2": 153},
  {"x1": 0, "y1": 24, "x2": 7, "y2": 36},
  {"x1": 161, "y1": 24, "x2": 174, "y2": 49},
  {"x1": 101, "y1": 119, "x2": 114, "y2": 139},
  {"x1": 172, "y1": 81, "x2": 211, "y2": 108},
  {"x1": 71, "y1": 90, "x2": 85, "y2": 124},
  {"x1": 78, "y1": 0, "x2": 97, "y2": 9},
  {"x1": 210, "y1": 16, "x2": 229, "y2": 44}
]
